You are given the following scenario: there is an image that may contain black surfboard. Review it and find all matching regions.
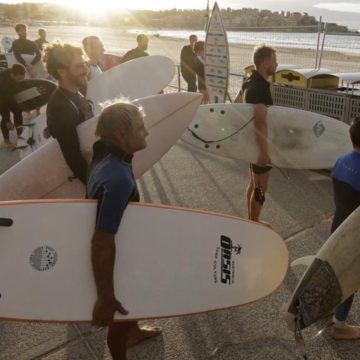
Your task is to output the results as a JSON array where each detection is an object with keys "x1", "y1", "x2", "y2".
[{"x1": 14, "y1": 79, "x2": 56, "y2": 111}]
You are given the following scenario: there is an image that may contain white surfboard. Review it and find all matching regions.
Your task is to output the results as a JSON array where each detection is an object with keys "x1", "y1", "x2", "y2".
[
  {"x1": 204, "y1": 2, "x2": 230, "y2": 104},
  {"x1": 286, "y1": 206, "x2": 360, "y2": 331},
  {"x1": 181, "y1": 103, "x2": 352, "y2": 169},
  {"x1": 0, "y1": 200, "x2": 288, "y2": 322},
  {"x1": 1, "y1": 36, "x2": 15, "y2": 52},
  {"x1": 0, "y1": 92, "x2": 202, "y2": 201},
  {"x1": 16, "y1": 55, "x2": 176, "y2": 158},
  {"x1": 5, "y1": 53, "x2": 48, "y2": 79}
]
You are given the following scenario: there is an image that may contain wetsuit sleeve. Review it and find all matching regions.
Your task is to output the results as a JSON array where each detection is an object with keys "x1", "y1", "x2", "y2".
[
  {"x1": 120, "y1": 50, "x2": 132, "y2": 64},
  {"x1": 30, "y1": 42, "x2": 42, "y2": 65},
  {"x1": 12, "y1": 40, "x2": 26, "y2": 66},
  {"x1": 47, "y1": 103, "x2": 88, "y2": 184},
  {"x1": 194, "y1": 58, "x2": 205, "y2": 90},
  {"x1": 94, "y1": 177, "x2": 133, "y2": 234}
]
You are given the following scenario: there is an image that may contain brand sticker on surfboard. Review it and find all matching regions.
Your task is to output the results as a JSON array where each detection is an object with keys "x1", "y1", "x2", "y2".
[
  {"x1": 313, "y1": 120, "x2": 326, "y2": 138},
  {"x1": 213, "y1": 235, "x2": 242, "y2": 285},
  {"x1": 30, "y1": 246, "x2": 58, "y2": 271}
]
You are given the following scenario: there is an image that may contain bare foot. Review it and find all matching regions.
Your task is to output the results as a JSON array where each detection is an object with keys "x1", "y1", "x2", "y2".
[
  {"x1": 127, "y1": 325, "x2": 162, "y2": 348},
  {"x1": 331, "y1": 324, "x2": 360, "y2": 340},
  {"x1": 1, "y1": 139, "x2": 14, "y2": 148}
]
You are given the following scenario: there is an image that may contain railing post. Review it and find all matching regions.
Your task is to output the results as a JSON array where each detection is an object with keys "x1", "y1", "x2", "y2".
[
  {"x1": 177, "y1": 64, "x2": 181, "y2": 92},
  {"x1": 318, "y1": 23, "x2": 327, "y2": 69},
  {"x1": 315, "y1": 16, "x2": 322, "y2": 69}
]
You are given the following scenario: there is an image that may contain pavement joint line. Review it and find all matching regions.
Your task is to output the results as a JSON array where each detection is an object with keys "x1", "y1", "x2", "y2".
[
  {"x1": 29, "y1": 327, "x2": 103, "y2": 360},
  {"x1": 72, "y1": 323, "x2": 99, "y2": 360},
  {"x1": 29, "y1": 333, "x2": 87, "y2": 360},
  {"x1": 284, "y1": 214, "x2": 333, "y2": 243}
]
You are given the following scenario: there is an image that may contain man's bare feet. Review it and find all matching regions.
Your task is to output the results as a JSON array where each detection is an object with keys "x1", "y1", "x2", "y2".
[
  {"x1": 331, "y1": 324, "x2": 360, "y2": 340},
  {"x1": 1, "y1": 139, "x2": 14, "y2": 148},
  {"x1": 127, "y1": 325, "x2": 162, "y2": 348}
]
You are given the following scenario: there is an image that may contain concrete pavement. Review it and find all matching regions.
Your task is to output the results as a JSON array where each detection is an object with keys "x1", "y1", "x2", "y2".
[{"x1": 1, "y1": 137, "x2": 359, "y2": 360}]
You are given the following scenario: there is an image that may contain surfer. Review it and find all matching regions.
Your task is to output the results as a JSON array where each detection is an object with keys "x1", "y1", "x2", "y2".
[
  {"x1": 87, "y1": 101, "x2": 161, "y2": 359},
  {"x1": 180, "y1": 34, "x2": 198, "y2": 92},
  {"x1": 0, "y1": 64, "x2": 26, "y2": 147},
  {"x1": 330, "y1": 116, "x2": 360, "y2": 340},
  {"x1": 34, "y1": 28, "x2": 49, "y2": 51},
  {"x1": 12, "y1": 23, "x2": 42, "y2": 78},
  {"x1": 82, "y1": 36, "x2": 104, "y2": 80},
  {"x1": 121, "y1": 34, "x2": 149, "y2": 63},
  {"x1": 234, "y1": 44, "x2": 277, "y2": 224},
  {"x1": 43, "y1": 43, "x2": 93, "y2": 185}
]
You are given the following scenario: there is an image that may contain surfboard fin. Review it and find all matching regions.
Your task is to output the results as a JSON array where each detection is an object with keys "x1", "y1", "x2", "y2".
[{"x1": 0, "y1": 218, "x2": 13, "y2": 227}]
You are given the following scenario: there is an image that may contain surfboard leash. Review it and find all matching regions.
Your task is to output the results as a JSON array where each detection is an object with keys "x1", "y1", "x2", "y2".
[
  {"x1": 294, "y1": 318, "x2": 309, "y2": 360},
  {"x1": 186, "y1": 115, "x2": 255, "y2": 145}
]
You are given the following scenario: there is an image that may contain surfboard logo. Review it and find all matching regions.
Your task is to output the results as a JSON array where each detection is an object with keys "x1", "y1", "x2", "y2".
[
  {"x1": 313, "y1": 121, "x2": 325, "y2": 138},
  {"x1": 213, "y1": 235, "x2": 242, "y2": 285},
  {"x1": 29, "y1": 246, "x2": 58, "y2": 272}
]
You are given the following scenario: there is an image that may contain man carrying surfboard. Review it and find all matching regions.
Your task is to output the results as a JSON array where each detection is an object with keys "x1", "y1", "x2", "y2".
[
  {"x1": 87, "y1": 101, "x2": 160, "y2": 359},
  {"x1": 12, "y1": 23, "x2": 41, "y2": 78},
  {"x1": 234, "y1": 45, "x2": 277, "y2": 223},
  {"x1": 0, "y1": 64, "x2": 26, "y2": 147},
  {"x1": 43, "y1": 43, "x2": 93, "y2": 185},
  {"x1": 180, "y1": 34, "x2": 198, "y2": 92},
  {"x1": 34, "y1": 28, "x2": 49, "y2": 52},
  {"x1": 330, "y1": 116, "x2": 360, "y2": 340},
  {"x1": 121, "y1": 34, "x2": 149, "y2": 64}
]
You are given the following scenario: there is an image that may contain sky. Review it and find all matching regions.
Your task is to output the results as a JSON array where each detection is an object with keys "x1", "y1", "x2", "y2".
[{"x1": 3, "y1": 0, "x2": 360, "y2": 30}]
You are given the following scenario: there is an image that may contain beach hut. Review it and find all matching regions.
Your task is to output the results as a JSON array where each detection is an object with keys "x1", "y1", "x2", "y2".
[
  {"x1": 336, "y1": 72, "x2": 360, "y2": 97},
  {"x1": 275, "y1": 68, "x2": 339, "y2": 89},
  {"x1": 336, "y1": 73, "x2": 360, "y2": 88},
  {"x1": 243, "y1": 64, "x2": 298, "y2": 81}
]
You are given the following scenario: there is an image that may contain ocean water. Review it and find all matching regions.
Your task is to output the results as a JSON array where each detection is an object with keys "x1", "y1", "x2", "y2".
[
  {"x1": 1, "y1": 25, "x2": 360, "y2": 56},
  {"x1": 128, "y1": 29, "x2": 360, "y2": 55}
]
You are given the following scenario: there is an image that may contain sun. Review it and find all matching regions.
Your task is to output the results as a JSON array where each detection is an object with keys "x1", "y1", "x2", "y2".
[{"x1": 65, "y1": 1, "x2": 125, "y2": 18}]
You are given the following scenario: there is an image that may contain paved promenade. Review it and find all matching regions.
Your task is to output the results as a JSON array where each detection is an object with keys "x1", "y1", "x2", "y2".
[{"x1": 1, "y1": 137, "x2": 359, "y2": 360}]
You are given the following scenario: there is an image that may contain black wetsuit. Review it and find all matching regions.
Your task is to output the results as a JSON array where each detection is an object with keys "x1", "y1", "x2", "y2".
[
  {"x1": 240, "y1": 70, "x2": 273, "y2": 174},
  {"x1": 180, "y1": 44, "x2": 198, "y2": 92},
  {"x1": 34, "y1": 38, "x2": 49, "y2": 51},
  {"x1": 12, "y1": 38, "x2": 41, "y2": 66},
  {"x1": 46, "y1": 87, "x2": 93, "y2": 184},
  {"x1": 240, "y1": 70, "x2": 273, "y2": 106},
  {"x1": 0, "y1": 68, "x2": 22, "y2": 140},
  {"x1": 194, "y1": 56, "x2": 205, "y2": 91},
  {"x1": 121, "y1": 48, "x2": 149, "y2": 63}
]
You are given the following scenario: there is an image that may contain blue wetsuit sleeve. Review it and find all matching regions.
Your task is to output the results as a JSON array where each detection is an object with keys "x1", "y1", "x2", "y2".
[{"x1": 95, "y1": 176, "x2": 133, "y2": 234}]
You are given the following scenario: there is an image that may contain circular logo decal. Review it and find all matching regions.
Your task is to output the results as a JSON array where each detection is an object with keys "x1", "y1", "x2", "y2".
[{"x1": 30, "y1": 246, "x2": 58, "y2": 271}]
